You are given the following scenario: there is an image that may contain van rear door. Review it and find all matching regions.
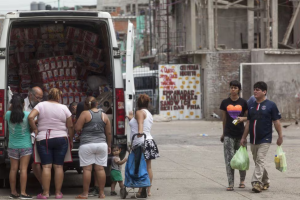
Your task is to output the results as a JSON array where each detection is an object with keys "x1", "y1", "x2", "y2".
[{"x1": 125, "y1": 21, "x2": 135, "y2": 147}]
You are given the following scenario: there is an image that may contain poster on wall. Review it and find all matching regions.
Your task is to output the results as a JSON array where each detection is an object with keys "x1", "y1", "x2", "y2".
[{"x1": 159, "y1": 64, "x2": 202, "y2": 120}]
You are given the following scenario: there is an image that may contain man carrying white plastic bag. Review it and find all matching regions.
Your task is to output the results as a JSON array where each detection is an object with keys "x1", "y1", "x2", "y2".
[{"x1": 240, "y1": 82, "x2": 283, "y2": 193}]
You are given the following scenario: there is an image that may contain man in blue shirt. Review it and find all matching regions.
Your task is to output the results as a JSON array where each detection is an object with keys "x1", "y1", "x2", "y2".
[{"x1": 240, "y1": 81, "x2": 283, "y2": 193}]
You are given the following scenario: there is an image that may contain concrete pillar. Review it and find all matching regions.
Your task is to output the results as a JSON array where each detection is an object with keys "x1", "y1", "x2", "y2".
[
  {"x1": 271, "y1": 0, "x2": 278, "y2": 49},
  {"x1": 207, "y1": 0, "x2": 214, "y2": 50},
  {"x1": 247, "y1": 0, "x2": 254, "y2": 49},
  {"x1": 191, "y1": 1, "x2": 197, "y2": 50},
  {"x1": 260, "y1": 0, "x2": 265, "y2": 48}
]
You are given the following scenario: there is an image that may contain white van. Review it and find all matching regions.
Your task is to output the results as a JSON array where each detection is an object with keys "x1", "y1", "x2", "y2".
[{"x1": 0, "y1": 11, "x2": 135, "y2": 186}]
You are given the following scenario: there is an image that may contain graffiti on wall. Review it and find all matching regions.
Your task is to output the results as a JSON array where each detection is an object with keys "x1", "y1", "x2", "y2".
[{"x1": 159, "y1": 64, "x2": 202, "y2": 120}]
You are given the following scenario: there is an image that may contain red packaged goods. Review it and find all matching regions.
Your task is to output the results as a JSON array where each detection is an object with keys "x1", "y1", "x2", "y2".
[
  {"x1": 18, "y1": 40, "x2": 36, "y2": 52},
  {"x1": 65, "y1": 27, "x2": 84, "y2": 41},
  {"x1": 83, "y1": 44, "x2": 102, "y2": 60},
  {"x1": 20, "y1": 88, "x2": 30, "y2": 93},
  {"x1": 41, "y1": 72, "x2": 48, "y2": 83},
  {"x1": 24, "y1": 27, "x2": 39, "y2": 40},
  {"x1": 36, "y1": 40, "x2": 53, "y2": 52},
  {"x1": 62, "y1": 93, "x2": 68, "y2": 105},
  {"x1": 50, "y1": 57, "x2": 57, "y2": 69},
  {"x1": 70, "y1": 68, "x2": 77, "y2": 80},
  {"x1": 65, "y1": 68, "x2": 71, "y2": 80},
  {"x1": 62, "y1": 81, "x2": 69, "y2": 93},
  {"x1": 45, "y1": 24, "x2": 64, "y2": 34},
  {"x1": 82, "y1": 81, "x2": 88, "y2": 92},
  {"x1": 16, "y1": 52, "x2": 34, "y2": 63},
  {"x1": 9, "y1": 55, "x2": 18, "y2": 69},
  {"x1": 56, "y1": 81, "x2": 63, "y2": 89},
  {"x1": 49, "y1": 81, "x2": 56, "y2": 88},
  {"x1": 62, "y1": 56, "x2": 68, "y2": 68},
  {"x1": 43, "y1": 58, "x2": 51, "y2": 71},
  {"x1": 70, "y1": 41, "x2": 84, "y2": 55},
  {"x1": 83, "y1": 31, "x2": 99, "y2": 47},
  {"x1": 47, "y1": 70, "x2": 54, "y2": 82},
  {"x1": 53, "y1": 40, "x2": 68, "y2": 51},
  {"x1": 87, "y1": 59, "x2": 105, "y2": 73},
  {"x1": 74, "y1": 80, "x2": 81, "y2": 92},
  {"x1": 53, "y1": 69, "x2": 59, "y2": 81},
  {"x1": 56, "y1": 56, "x2": 63, "y2": 68},
  {"x1": 36, "y1": 60, "x2": 45, "y2": 72},
  {"x1": 10, "y1": 28, "x2": 25, "y2": 40},
  {"x1": 20, "y1": 75, "x2": 31, "y2": 83},
  {"x1": 59, "y1": 68, "x2": 65, "y2": 80},
  {"x1": 74, "y1": 54, "x2": 88, "y2": 67},
  {"x1": 40, "y1": 25, "x2": 48, "y2": 34},
  {"x1": 43, "y1": 83, "x2": 50, "y2": 92},
  {"x1": 68, "y1": 93, "x2": 74, "y2": 103},
  {"x1": 9, "y1": 41, "x2": 18, "y2": 54},
  {"x1": 74, "y1": 92, "x2": 81, "y2": 102},
  {"x1": 69, "y1": 81, "x2": 75, "y2": 92},
  {"x1": 68, "y1": 55, "x2": 74, "y2": 68}
]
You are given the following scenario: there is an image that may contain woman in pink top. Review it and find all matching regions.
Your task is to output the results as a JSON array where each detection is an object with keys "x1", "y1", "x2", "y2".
[{"x1": 28, "y1": 88, "x2": 74, "y2": 199}]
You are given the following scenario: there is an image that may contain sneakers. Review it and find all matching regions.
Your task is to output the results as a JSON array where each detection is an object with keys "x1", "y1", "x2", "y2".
[
  {"x1": 88, "y1": 186, "x2": 99, "y2": 197},
  {"x1": 263, "y1": 183, "x2": 270, "y2": 190},
  {"x1": 252, "y1": 182, "x2": 262, "y2": 193},
  {"x1": 110, "y1": 191, "x2": 117, "y2": 196},
  {"x1": 20, "y1": 194, "x2": 33, "y2": 199}
]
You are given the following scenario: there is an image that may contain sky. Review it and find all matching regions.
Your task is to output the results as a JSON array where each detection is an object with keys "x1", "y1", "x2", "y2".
[{"x1": 0, "y1": 0, "x2": 97, "y2": 14}]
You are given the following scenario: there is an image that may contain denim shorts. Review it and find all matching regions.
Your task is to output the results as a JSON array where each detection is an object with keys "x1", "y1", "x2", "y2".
[
  {"x1": 8, "y1": 147, "x2": 32, "y2": 160},
  {"x1": 36, "y1": 137, "x2": 68, "y2": 165}
]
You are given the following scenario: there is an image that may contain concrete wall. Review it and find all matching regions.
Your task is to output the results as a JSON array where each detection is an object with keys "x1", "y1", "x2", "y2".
[
  {"x1": 251, "y1": 49, "x2": 300, "y2": 120},
  {"x1": 217, "y1": 9, "x2": 248, "y2": 49},
  {"x1": 202, "y1": 50, "x2": 251, "y2": 119}
]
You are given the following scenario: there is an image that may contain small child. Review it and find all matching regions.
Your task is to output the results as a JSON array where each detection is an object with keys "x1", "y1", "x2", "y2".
[{"x1": 111, "y1": 145, "x2": 128, "y2": 196}]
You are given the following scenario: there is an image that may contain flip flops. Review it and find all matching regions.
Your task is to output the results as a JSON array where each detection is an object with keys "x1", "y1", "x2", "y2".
[{"x1": 75, "y1": 194, "x2": 88, "y2": 199}]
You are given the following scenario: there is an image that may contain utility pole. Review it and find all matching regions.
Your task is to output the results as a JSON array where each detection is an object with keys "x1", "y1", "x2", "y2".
[{"x1": 58, "y1": 0, "x2": 60, "y2": 11}]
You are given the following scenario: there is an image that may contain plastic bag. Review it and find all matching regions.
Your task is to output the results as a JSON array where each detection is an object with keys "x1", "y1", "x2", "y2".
[
  {"x1": 230, "y1": 146, "x2": 249, "y2": 171},
  {"x1": 276, "y1": 146, "x2": 287, "y2": 172}
]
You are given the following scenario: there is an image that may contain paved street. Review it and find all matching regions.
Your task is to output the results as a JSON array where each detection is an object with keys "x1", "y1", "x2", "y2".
[{"x1": 0, "y1": 120, "x2": 300, "y2": 199}]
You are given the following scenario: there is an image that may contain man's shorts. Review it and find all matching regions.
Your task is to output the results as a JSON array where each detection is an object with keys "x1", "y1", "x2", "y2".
[
  {"x1": 8, "y1": 148, "x2": 32, "y2": 160},
  {"x1": 79, "y1": 143, "x2": 108, "y2": 167},
  {"x1": 111, "y1": 169, "x2": 123, "y2": 182}
]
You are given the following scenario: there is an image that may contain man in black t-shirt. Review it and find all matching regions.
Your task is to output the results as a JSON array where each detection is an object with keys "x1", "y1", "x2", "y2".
[
  {"x1": 241, "y1": 81, "x2": 283, "y2": 193},
  {"x1": 220, "y1": 80, "x2": 248, "y2": 191}
]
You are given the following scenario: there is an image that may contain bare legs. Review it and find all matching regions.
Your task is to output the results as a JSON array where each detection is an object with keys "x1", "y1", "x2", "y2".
[
  {"x1": 41, "y1": 164, "x2": 64, "y2": 197},
  {"x1": 94, "y1": 165, "x2": 106, "y2": 198},
  {"x1": 32, "y1": 163, "x2": 42, "y2": 187},
  {"x1": 80, "y1": 165, "x2": 93, "y2": 197},
  {"x1": 146, "y1": 159, "x2": 153, "y2": 196},
  {"x1": 53, "y1": 164, "x2": 64, "y2": 196},
  {"x1": 9, "y1": 155, "x2": 31, "y2": 196}
]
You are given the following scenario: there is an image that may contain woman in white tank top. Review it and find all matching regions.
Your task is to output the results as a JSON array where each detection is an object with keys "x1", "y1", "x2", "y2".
[{"x1": 128, "y1": 94, "x2": 159, "y2": 197}]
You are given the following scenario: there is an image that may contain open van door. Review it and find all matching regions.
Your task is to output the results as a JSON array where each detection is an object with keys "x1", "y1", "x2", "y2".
[{"x1": 125, "y1": 21, "x2": 135, "y2": 148}]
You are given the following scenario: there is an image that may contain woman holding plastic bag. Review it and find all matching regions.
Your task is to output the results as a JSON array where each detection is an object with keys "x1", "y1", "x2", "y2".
[{"x1": 219, "y1": 80, "x2": 248, "y2": 191}]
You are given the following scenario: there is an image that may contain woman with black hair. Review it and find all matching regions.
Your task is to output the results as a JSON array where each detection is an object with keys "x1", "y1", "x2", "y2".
[
  {"x1": 220, "y1": 80, "x2": 248, "y2": 191},
  {"x1": 5, "y1": 94, "x2": 32, "y2": 199}
]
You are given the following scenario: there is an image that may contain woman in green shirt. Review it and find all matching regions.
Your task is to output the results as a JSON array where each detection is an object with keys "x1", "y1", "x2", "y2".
[{"x1": 5, "y1": 94, "x2": 32, "y2": 199}]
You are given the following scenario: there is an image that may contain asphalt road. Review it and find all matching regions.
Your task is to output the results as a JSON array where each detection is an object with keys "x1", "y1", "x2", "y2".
[{"x1": 0, "y1": 120, "x2": 299, "y2": 199}]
